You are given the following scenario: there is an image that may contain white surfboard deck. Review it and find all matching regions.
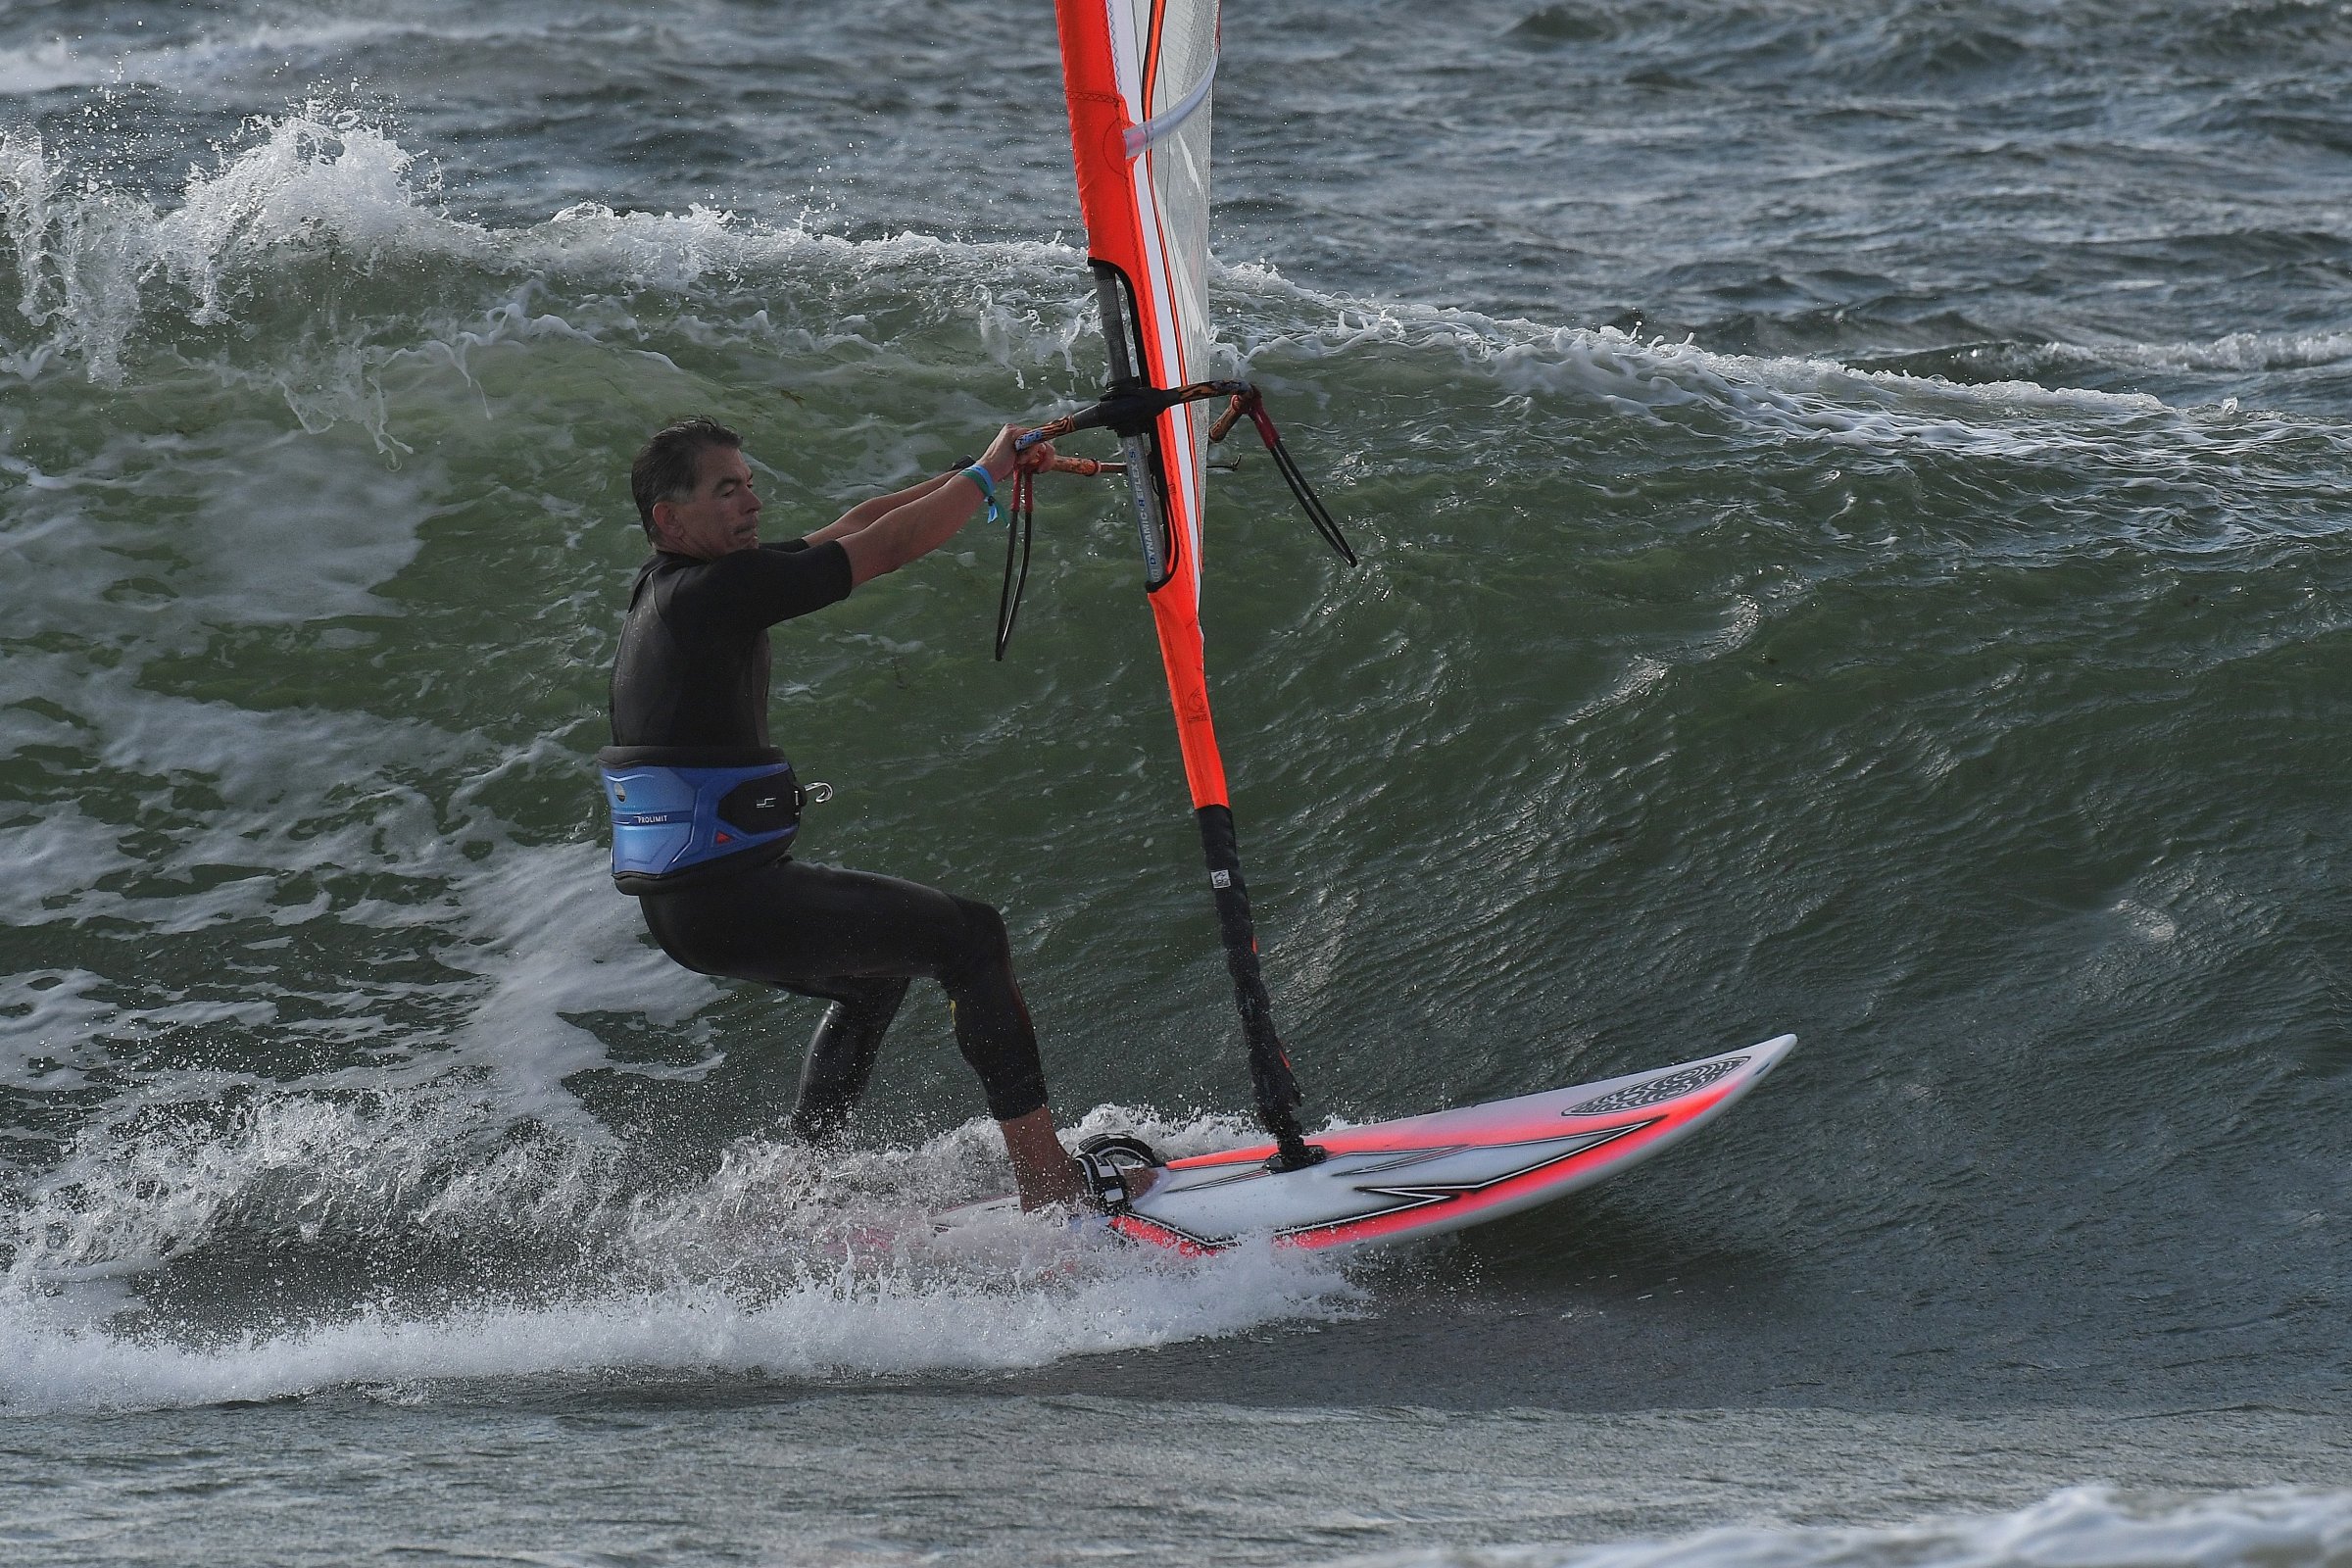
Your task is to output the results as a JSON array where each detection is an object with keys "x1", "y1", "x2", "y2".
[{"x1": 939, "y1": 1035, "x2": 1795, "y2": 1254}]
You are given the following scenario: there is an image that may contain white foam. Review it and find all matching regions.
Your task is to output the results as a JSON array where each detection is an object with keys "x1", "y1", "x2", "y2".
[
  {"x1": 0, "y1": 111, "x2": 1082, "y2": 383},
  {"x1": 0, "y1": 1090, "x2": 1356, "y2": 1414},
  {"x1": 1, "y1": 104, "x2": 2284, "y2": 475},
  {"x1": 1322, "y1": 1484, "x2": 2352, "y2": 1568},
  {"x1": 1206, "y1": 258, "x2": 2244, "y2": 464},
  {"x1": 2076, "y1": 328, "x2": 2352, "y2": 375},
  {"x1": 2, "y1": 111, "x2": 471, "y2": 384},
  {"x1": 0, "y1": 1238, "x2": 1351, "y2": 1414},
  {"x1": 0, "y1": 1048, "x2": 1276, "y2": 1295},
  {"x1": 0, "y1": 662, "x2": 470, "y2": 918},
  {"x1": 434, "y1": 840, "x2": 724, "y2": 1117}
]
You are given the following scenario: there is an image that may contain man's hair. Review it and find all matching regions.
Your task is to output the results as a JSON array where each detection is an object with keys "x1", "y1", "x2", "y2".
[{"x1": 631, "y1": 416, "x2": 743, "y2": 538}]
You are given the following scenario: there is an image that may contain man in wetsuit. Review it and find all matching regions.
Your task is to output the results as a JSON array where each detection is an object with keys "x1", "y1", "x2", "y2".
[{"x1": 599, "y1": 415, "x2": 1083, "y2": 1209}]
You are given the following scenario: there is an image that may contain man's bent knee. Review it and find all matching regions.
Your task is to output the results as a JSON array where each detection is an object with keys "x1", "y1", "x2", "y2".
[{"x1": 939, "y1": 894, "x2": 1014, "y2": 992}]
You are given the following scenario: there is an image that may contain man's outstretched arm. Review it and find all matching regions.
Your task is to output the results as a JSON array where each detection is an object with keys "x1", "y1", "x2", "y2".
[
  {"x1": 802, "y1": 471, "x2": 958, "y2": 547},
  {"x1": 827, "y1": 425, "x2": 1051, "y2": 588}
]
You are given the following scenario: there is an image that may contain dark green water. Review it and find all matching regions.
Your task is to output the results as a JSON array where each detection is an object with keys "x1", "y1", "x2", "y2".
[{"x1": 3, "y1": 2, "x2": 2350, "y2": 1563}]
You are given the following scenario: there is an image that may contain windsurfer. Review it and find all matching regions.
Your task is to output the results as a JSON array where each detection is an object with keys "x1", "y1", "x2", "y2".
[{"x1": 598, "y1": 415, "x2": 1089, "y2": 1208}]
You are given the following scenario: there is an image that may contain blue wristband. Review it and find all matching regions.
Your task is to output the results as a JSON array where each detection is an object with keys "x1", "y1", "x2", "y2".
[{"x1": 960, "y1": 464, "x2": 1000, "y2": 523}]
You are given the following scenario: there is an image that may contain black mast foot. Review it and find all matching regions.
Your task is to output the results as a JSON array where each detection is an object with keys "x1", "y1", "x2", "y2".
[{"x1": 1262, "y1": 1106, "x2": 1328, "y2": 1174}]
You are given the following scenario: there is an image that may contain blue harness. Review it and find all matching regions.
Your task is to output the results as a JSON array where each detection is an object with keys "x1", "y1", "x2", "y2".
[{"x1": 596, "y1": 747, "x2": 826, "y2": 894}]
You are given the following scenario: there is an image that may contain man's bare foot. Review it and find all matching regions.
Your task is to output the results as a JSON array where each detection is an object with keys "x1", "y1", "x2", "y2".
[
  {"x1": 1001, "y1": 1106, "x2": 1082, "y2": 1210},
  {"x1": 1002, "y1": 1111, "x2": 1169, "y2": 1212}
]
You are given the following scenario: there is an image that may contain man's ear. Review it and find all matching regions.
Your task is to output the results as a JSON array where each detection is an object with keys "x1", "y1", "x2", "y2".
[{"x1": 648, "y1": 500, "x2": 676, "y2": 545}]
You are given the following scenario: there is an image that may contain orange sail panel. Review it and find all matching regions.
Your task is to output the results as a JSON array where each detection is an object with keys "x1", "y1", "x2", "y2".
[
  {"x1": 1054, "y1": 0, "x2": 1228, "y2": 810},
  {"x1": 1052, "y1": 1, "x2": 1320, "y2": 1167}
]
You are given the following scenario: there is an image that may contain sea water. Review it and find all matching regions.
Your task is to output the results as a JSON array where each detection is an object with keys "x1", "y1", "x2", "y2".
[{"x1": 3, "y1": 2, "x2": 2349, "y2": 1564}]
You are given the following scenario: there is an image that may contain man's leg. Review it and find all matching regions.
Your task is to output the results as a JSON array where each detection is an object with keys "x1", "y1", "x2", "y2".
[
  {"x1": 639, "y1": 858, "x2": 1081, "y2": 1207},
  {"x1": 785, "y1": 977, "x2": 909, "y2": 1144}
]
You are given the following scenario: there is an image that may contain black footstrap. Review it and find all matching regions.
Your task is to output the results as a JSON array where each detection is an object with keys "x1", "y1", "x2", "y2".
[{"x1": 1074, "y1": 1133, "x2": 1162, "y2": 1213}]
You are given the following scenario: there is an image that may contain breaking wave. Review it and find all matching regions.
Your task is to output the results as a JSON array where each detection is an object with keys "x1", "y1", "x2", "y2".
[
  {"x1": 0, "y1": 106, "x2": 2304, "y2": 468},
  {"x1": 0, "y1": 1090, "x2": 1358, "y2": 1414}
]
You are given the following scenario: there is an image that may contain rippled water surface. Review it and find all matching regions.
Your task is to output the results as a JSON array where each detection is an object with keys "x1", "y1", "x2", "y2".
[{"x1": 2, "y1": 3, "x2": 2349, "y2": 1564}]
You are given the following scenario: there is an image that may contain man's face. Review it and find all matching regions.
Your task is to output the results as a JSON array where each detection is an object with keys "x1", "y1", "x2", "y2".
[{"x1": 653, "y1": 444, "x2": 761, "y2": 559}]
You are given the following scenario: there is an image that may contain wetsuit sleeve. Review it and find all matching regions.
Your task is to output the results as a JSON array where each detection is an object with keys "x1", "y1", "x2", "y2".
[{"x1": 675, "y1": 540, "x2": 854, "y2": 629}]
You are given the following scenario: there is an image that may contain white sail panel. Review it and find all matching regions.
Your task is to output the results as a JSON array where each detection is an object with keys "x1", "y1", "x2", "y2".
[{"x1": 1104, "y1": 0, "x2": 1218, "y2": 607}]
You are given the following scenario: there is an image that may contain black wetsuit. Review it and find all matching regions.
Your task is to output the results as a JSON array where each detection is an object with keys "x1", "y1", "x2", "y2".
[{"x1": 609, "y1": 539, "x2": 1048, "y2": 1136}]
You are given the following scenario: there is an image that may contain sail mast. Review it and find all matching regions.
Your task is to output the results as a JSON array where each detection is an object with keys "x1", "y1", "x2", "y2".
[{"x1": 1052, "y1": 0, "x2": 1322, "y2": 1170}]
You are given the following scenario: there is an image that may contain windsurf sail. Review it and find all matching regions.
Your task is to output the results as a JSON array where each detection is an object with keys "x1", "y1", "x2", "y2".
[{"x1": 1042, "y1": 0, "x2": 1345, "y2": 1171}]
